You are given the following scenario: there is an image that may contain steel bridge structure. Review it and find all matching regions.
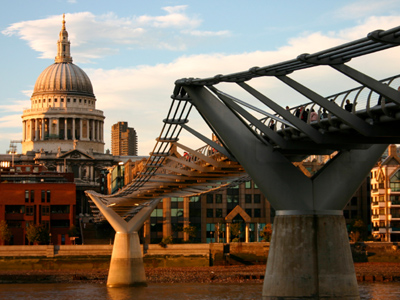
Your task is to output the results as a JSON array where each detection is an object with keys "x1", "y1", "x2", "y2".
[{"x1": 86, "y1": 26, "x2": 400, "y2": 298}]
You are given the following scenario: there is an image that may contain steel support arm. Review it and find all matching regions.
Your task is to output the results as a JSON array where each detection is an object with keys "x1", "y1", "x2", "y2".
[
  {"x1": 331, "y1": 64, "x2": 400, "y2": 105},
  {"x1": 277, "y1": 75, "x2": 373, "y2": 136}
]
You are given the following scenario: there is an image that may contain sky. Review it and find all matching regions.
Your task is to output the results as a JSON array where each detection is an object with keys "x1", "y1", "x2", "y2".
[{"x1": 1, "y1": 0, "x2": 400, "y2": 156}]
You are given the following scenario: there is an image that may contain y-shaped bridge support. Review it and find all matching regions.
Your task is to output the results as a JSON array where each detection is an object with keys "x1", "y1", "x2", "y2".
[
  {"x1": 87, "y1": 195, "x2": 160, "y2": 287},
  {"x1": 185, "y1": 85, "x2": 386, "y2": 299}
]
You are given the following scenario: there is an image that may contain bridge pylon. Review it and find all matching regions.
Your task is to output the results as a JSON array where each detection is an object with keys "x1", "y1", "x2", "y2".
[
  {"x1": 86, "y1": 192, "x2": 160, "y2": 287},
  {"x1": 184, "y1": 85, "x2": 387, "y2": 299}
]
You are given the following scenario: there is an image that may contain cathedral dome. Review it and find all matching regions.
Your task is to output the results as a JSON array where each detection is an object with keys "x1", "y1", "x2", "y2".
[
  {"x1": 32, "y1": 62, "x2": 94, "y2": 96},
  {"x1": 32, "y1": 14, "x2": 94, "y2": 97}
]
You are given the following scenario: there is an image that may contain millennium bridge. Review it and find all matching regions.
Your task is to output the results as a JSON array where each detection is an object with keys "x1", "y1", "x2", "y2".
[{"x1": 86, "y1": 25, "x2": 400, "y2": 299}]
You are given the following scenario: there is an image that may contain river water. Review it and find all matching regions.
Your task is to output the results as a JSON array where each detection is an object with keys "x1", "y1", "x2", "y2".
[{"x1": 0, "y1": 282, "x2": 399, "y2": 300}]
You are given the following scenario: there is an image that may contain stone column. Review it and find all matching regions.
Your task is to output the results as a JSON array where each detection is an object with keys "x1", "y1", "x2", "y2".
[
  {"x1": 72, "y1": 118, "x2": 76, "y2": 140},
  {"x1": 100, "y1": 121, "x2": 103, "y2": 142},
  {"x1": 64, "y1": 118, "x2": 68, "y2": 140},
  {"x1": 41, "y1": 118, "x2": 45, "y2": 140},
  {"x1": 92, "y1": 120, "x2": 95, "y2": 141},
  {"x1": 35, "y1": 119, "x2": 39, "y2": 141},
  {"x1": 22, "y1": 121, "x2": 26, "y2": 141},
  {"x1": 56, "y1": 118, "x2": 59, "y2": 139},
  {"x1": 96, "y1": 120, "x2": 100, "y2": 141},
  {"x1": 86, "y1": 119, "x2": 90, "y2": 141},
  {"x1": 79, "y1": 119, "x2": 83, "y2": 140}
]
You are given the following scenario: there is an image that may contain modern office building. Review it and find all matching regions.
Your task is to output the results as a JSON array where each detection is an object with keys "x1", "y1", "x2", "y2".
[
  {"x1": 111, "y1": 122, "x2": 138, "y2": 156},
  {"x1": 0, "y1": 165, "x2": 76, "y2": 245},
  {"x1": 371, "y1": 144, "x2": 400, "y2": 242}
]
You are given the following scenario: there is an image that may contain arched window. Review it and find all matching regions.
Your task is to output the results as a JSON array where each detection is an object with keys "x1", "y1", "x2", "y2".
[{"x1": 390, "y1": 170, "x2": 400, "y2": 192}]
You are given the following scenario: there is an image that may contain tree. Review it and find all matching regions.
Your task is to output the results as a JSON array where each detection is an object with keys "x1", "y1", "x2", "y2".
[
  {"x1": 68, "y1": 225, "x2": 79, "y2": 237},
  {"x1": 230, "y1": 223, "x2": 241, "y2": 242},
  {"x1": 349, "y1": 219, "x2": 367, "y2": 242},
  {"x1": 183, "y1": 225, "x2": 197, "y2": 242},
  {"x1": 0, "y1": 220, "x2": 12, "y2": 245},
  {"x1": 260, "y1": 224, "x2": 273, "y2": 242},
  {"x1": 26, "y1": 224, "x2": 49, "y2": 245}
]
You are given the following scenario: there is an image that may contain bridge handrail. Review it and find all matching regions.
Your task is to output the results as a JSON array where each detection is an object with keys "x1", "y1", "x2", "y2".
[{"x1": 258, "y1": 74, "x2": 400, "y2": 132}]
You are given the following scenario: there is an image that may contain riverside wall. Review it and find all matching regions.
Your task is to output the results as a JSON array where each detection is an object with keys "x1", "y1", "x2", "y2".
[{"x1": 0, "y1": 242, "x2": 398, "y2": 270}]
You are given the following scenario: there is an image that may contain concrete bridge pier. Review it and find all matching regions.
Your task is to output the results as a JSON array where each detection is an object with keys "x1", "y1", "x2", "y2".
[
  {"x1": 107, "y1": 231, "x2": 146, "y2": 287},
  {"x1": 85, "y1": 192, "x2": 160, "y2": 287},
  {"x1": 263, "y1": 213, "x2": 358, "y2": 299},
  {"x1": 183, "y1": 85, "x2": 388, "y2": 299}
]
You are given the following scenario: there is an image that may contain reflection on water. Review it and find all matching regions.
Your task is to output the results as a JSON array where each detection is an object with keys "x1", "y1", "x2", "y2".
[{"x1": 0, "y1": 282, "x2": 399, "y2": 300}]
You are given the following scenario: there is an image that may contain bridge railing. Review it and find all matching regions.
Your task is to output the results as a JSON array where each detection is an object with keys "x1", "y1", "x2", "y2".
[{"x1": 258, "y1": 74, "x2": 400, "y2": 132}]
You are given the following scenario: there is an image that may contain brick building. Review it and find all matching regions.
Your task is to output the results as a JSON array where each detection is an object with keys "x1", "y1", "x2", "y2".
[{"x1": 0, "y1": 165, "x2": 76, "y2": 245}]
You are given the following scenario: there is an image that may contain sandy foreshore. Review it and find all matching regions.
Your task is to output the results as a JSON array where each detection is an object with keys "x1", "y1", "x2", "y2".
[{"x1": 0, "y1": 263, "x2": 399, "y2": 284}]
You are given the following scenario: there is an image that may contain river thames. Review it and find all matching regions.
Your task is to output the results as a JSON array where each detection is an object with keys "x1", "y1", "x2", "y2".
[{"x1": 0, "y1": 282, "x2": 399, "y2": 299}]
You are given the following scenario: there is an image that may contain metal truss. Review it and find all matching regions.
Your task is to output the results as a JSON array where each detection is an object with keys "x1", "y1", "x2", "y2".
[{"x1": 86, "y1": 25, "x2": 400, "y2": 221}]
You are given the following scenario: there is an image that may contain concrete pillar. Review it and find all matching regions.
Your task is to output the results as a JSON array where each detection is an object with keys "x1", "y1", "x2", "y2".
[
  {"x1": 163, "y1": 198, "x2": 171, "y2": 238},
  {"x1": 107, "y1": 232, "x2": 146, "y2": 287},
  {"x1": 85, "y1": 191, "x2": 161, "y2": 288},
  {"x1": 245, "y1": 223, "x2": 249, "y2": 243},
  {"x1": 226, "y1": 223, "x2": 230, "y2": 243},
  {"x1": 263, "y1": 213, "x2": 359, "y2": 300}
]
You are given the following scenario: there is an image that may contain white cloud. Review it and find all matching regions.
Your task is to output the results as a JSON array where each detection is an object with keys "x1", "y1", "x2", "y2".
[
  {"x1": 332, "y1": 0, "x2": 400, "y2": 20},
  {"x1": 2, "y1": 8, "x2": 226, "y2": 63}
]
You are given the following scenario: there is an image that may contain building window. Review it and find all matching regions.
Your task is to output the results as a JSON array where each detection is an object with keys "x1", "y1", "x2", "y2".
[
  {"x1": 245, "y1": 208, "x2": 252, "y2": 217},
  {"x1": 51, "y1": 205, "x2": 70, "y2": 214},
  {"x1": 41, "y1": 190, "x2": 46, "y2": 203},
  {"x1": 46, "y1": 191, "x2": 51, "y2": 203},
  {"x1": 67, "y1": 98, "x2": 70, "y2": 102},
  {"x1": 207, "y1": 209, "x2": 214, "y2": 218},
  {"x1": 79, "y1": 99, "x2": 82, "y2": 103},
  {"x1": 254, "y1": 183, "x2": 259, "y2": 189},
  {"x1": 245, "y1": 194, "x2": 252, "y2": 203},
  {"x1": 74, "y1": 99, "x2": 76, "y2": 103},
  {"x1": 61, "y1": 98, "x2": 64, "y2": 102},
  {"x1": 216, "y1": 209, "x2": 223, "y2": 218},
  {"x1": 5, "y1": 205, "x2": 25, "y2": 214},
  {"x1": 84, "y1": 100, "x2": 87, "y2": 103},
  {"x1": 25, "y1": 190, "x2": 29, "y2": 203},
  {"x1": 254, "y1": 208, "x2": 261, "y2": 218},
  {"x1": 390, "y1": 170, "x2": 400, "y2": 192},
  {"x1": 206, "y1": 194, "x2": 213, "y2": 204},
  {"x1": 30, "y1": 190, "x2": 34, "y2": 203},
  {"x1": 245, "y1": 181, "x2": 252, "y2": 189},
  {"x1": 42, "y1": 206, "x2": 50, "y2": 216},
  {"x1": 254, "y1": 194, "x2": 261, "y2": 203},
  {"x1": 215, "y1": 194, "x2": 222, "y2": 203},
  {"x1": 26, "y1": 206, "x2": 34, "y2": 216}
]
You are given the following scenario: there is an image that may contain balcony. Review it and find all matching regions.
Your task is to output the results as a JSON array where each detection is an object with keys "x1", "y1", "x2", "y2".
[{"x1": 371, "y1": 215, "x2": 386, "y2": 221}]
